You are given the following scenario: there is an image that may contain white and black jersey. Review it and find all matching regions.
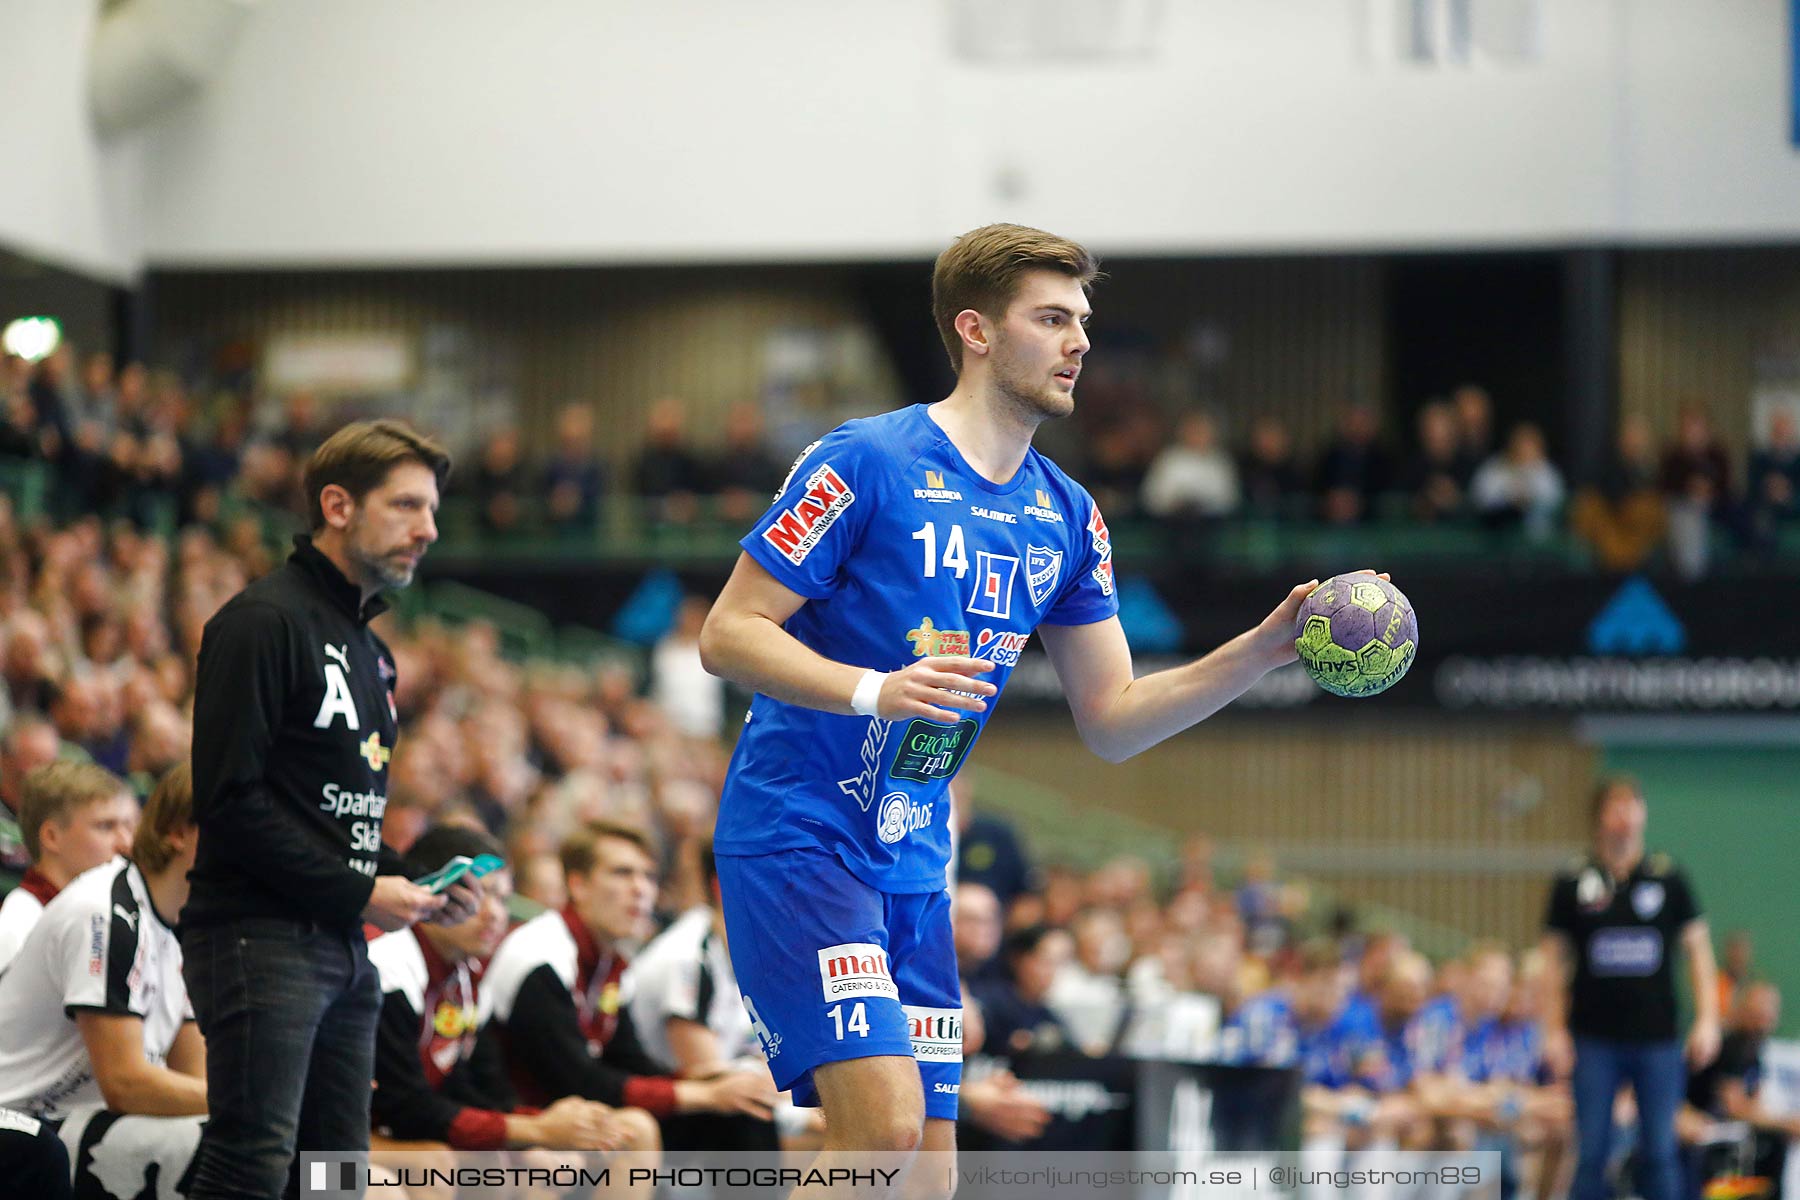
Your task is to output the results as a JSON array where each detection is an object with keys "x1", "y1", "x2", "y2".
[
  {"x1": 627, "y1": 907, "x2": 758, "y2": 1072},
  {"x1": 0, "y1": 868, "x2": 59, "y2": 978},
  {"x1": 0, "y1": 859, "x2": 191, "y2": 1119},
  {"x1": 478, "y1": 907, "x2": 676, "y2": 1116}
]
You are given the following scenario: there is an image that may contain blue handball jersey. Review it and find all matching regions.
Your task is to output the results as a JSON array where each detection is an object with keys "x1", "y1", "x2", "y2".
[{"x1": 715, "y1": 404, "x2": 1119, "y2": 893}]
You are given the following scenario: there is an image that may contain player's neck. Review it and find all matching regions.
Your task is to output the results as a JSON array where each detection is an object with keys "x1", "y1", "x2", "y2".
[
  {"x1": 1597, "y1": 844, "x2": 1642, "y2": 879},
  {"x1": 36, "y1": 859, "x2": 75, "y2": 889},
  {"x1": 929, "y1": 385, "x2": 1038, "y2": 484},
  {"x1": 141, "y1": 862, "x2": 189, "y2": 928}
]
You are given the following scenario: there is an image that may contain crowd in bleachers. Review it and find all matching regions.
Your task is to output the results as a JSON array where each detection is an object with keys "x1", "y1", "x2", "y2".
[{"x1": 11, "y1": 345, "x2": 1798, "y2": 581}]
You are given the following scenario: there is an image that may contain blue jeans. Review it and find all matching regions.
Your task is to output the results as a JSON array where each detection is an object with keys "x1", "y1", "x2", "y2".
[
  {"x1": 181, "y1": 917, "x2": 380, "y2": 1200},
  {"x1": 1572, "y1": 1035, "x2": 1685, "y2": 1200}
]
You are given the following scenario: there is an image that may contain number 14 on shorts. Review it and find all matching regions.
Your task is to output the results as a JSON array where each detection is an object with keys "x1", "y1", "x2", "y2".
[{"x1": 829, "y1": 1002, "x2": 870, "y2": 1039}]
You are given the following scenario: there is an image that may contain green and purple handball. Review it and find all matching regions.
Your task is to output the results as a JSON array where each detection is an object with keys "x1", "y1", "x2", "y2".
[{"x1": 1293, "y1": 574, "x2": 1418, "y2": 698}]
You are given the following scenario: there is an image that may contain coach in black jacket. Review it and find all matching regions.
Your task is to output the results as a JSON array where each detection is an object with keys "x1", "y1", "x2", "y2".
[{"x1": 182, "y1": 420, "x2": 475, "y2": 1200}]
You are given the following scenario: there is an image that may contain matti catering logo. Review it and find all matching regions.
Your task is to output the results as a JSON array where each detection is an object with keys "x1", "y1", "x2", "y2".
[
  {"x1": 906, "y1": 617, "x2": 970, "y2": 657},
  {"x1": 762, "y1": 463, "x2": 855, "y2": 565},
  {"x1": 914, "y1": 469, "x2": 963, "y2": 503},
  {"x1": 1025, "y1": 488, "x2": 1064, "y2": 523},
  {"x1": 818, "y1": 942, "x2": 898, "y2": 1001},
  {"x1": 358, "y1": 732, "x2": 391, "y2": 772},
  {"x1": 906, "y1": 1005, "x2": 964, "y2": 1062}
]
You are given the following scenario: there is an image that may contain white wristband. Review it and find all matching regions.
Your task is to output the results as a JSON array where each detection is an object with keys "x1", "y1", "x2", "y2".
[{"x1": 850, "y1": 669, "x2": 887, "y2": 718}]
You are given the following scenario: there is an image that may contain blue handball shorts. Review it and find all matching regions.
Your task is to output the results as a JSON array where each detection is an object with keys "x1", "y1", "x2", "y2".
[{"x1": 715, "y1": 846, "x2": 963, "y2": 1120}]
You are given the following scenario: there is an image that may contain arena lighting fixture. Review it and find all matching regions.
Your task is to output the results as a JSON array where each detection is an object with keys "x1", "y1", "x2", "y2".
[{"x1": 1, "y1": 316, "x2": 61, "y2": 362}]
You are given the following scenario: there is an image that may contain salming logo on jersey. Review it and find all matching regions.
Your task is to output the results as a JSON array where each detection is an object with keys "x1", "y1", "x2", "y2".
[
  {"x1": 762, "y1": 463, "x2": 854, "y2": 565},
  {"x1": 722, "y1": 405, "x2": 1120, "y2": 893}
]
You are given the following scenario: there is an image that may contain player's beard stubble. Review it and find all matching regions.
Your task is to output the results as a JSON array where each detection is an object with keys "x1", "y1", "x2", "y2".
[{"x1": 989, "y1": 327, "x2": 1076, "y2": 426}]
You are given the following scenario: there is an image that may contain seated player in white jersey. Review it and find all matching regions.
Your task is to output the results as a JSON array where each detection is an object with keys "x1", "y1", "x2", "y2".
[
  {"x1": 701, "y1": 223, "x2": 1386, "y2": 1191},
  {"x1": 625, "y1": 841, "x2": 816, "y2": 1152},
  {"x1": 0, "y1": 761, "x2": 137, "y2": 976},
  {"x1": 0, "y1": 764, "x2": 205, "y2": 1199},
  {"x1": 368, "y1": 823, "x2": 645, "y2": 1159}
]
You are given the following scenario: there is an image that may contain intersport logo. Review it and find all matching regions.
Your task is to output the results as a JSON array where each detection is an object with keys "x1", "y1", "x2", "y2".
[{"x1": 817, "y1": 942, "x2": 898, "y2": 1001}]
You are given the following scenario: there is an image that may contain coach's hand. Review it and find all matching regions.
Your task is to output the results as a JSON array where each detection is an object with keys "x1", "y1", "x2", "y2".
[
  {"x1": 427, "y1": 879, "x2": 481, "y2": 927},
  {"x1": 677, "y1": 1070, "x2": 779, "y2": 1120},
  {"x1": 525, "y1": 1097, "x2": 618, "y2": 1151},
  {"x1": 878, "y1": 656, "x2": 998, "y2": 724},
  {"x1": 363, "y1": 875, "x2": 447, "y2": 932}
]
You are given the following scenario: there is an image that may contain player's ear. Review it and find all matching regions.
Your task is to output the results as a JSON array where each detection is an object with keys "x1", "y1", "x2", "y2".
[
  {"x1": 954, "y1": 309, "x2": 991, "y2": 359},
  {"x1": 318, "y1": 483, "x2": 356, "y2": 531}
]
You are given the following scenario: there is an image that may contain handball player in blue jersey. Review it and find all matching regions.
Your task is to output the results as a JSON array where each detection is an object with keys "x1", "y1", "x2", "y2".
[{"x1": 701, "y1": 224, "x2": 1358, "y2": 1178}]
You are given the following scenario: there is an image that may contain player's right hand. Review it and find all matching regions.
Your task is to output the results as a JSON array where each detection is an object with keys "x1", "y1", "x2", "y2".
[
  {"x1": 879, "y1": 657, "x2": 998, "y2": 724},
  {"x1": 362, "y1": 875, "x2": 447, "y2": 932},
  {"x1": 531, "y1": 1096, "x2": 620, "y2": 1151},
  {"x1": 694, "y1": 1070, "x2": 779, "y2": 1120}
]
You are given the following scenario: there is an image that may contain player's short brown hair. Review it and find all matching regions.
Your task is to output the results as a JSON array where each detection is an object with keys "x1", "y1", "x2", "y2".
[
  {"x1": 133, "y1": 763, "x2": 194, "y2": 875},
  {"x1": 560, "y1": 820, "x2": 655, "y2": 881},
  {"x1": 18, "y1": 761, "x2": 129, "y2": 861},
  {"x1": 932, "y1": 223, "x2": 1101, "y2": 373},
  {"x1": 303, "y1": 419, "x2": 451, "y2": 532}
]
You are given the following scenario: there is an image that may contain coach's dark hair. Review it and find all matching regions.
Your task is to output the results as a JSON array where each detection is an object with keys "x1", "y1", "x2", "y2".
[
  {"x1": 932, "y1": 223, "x2": 1102, "y2": 373},
  {"x1": 1588, "y1": 775, "x2": 1644, "y2": 827},
  {"x1": 303, "y1": 419, "x2": 451, "y2": 532},
  {"x1": 407, "y1": 822, "x2": 505, "y2": 878},
  {"x1": 560, "y1": 820, "x2": 655, "y2": 881},
  {"x1": 132, "y1": 763, "x2": 192, "y2": 875}
]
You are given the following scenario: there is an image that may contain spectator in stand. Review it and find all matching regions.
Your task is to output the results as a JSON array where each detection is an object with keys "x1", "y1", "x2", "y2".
[
  {"x1": 267, "y1": 388, "x2": 324, "y2": 460},
  {"x1": 1400, "y1": 401, "x2": 1469, "y2": 523},
  {"x1": 1470, "y1": 423, "x2": 1565, "y2": 539},
  {"x1": 1084, "y1": 422, "x2": 1150, "y2": 520},
  {"x1": 1453, "y1": 384, "x2": 1497, "y2": 483},
  {"x1": 953, "y1": 882, "x2": 1005, "y2": 985},
  {"x1": 1681, "y1": 982, "x2": 1795, "y2": 1193},
  {"x1": 972, "y1": 924, "x2": 1080, "y2": 1059},
  {"x1": 1661, "y1": 403, "x2": 1733, "y2": 580},
  {"x1": 0, "y1": 355, "x2": 42, "y2": 459},
  {"x1": 3, "y1": 613, "x2": 59, "y2": 716},
  {"x1": 543, "y1": 402, "x2": 606, "y2": 535},
  {"x1": 0, "y1": 762, "x2": 137, "y2": 974},
  {"x1": 27, "y1": 343, "x2": 74, "y2": 469},
  {"x1": 1239, "y1": 415, "x2": 1305, "y2": 517},
  {"x1": 1571, "y1": 416, "x2": 1666, "y2": 572},
  {"x1": 957, "y1": 988, "x2": 1054, "y2": 1148},
  {"x1": 710, "y1": 402, "x2": 783, "y2": 524},
  {"x1": 1744, "y1": 409, "x2": 1800, "y2": 553},
  {"x1": 49, "y1": 673, "x2": 129, "y2": 775},
  {"x1": 1314, "y1": 405, "x2": 1394, "y2": 525},
  {"x1": 649, "y1": 595, "x2": 723, "y2": 742},
  {"x1": 1141, "y1": 410, "x2": 1240, "y2": 521},
  {"x1": 952, "y1": 776, "x2": 1035, "y2": 910},
  {"x1": 472, "y1": 424, "x2": 531, "y2": 536},
  {"x1": 1714, "y1": 930, "x2": 1755, "y2": 1020},
  {"x1": 634, "y1": 397, "x2": 706, "y2": 525}
]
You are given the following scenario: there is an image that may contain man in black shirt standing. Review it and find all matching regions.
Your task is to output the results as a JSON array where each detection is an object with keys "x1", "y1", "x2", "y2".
[
  {"x1": 1541, "y1": 777, "x2": 1720, "y2": 1200},
  {"x1": 183, "y1": 420, "x2": 477, "y2": 1200}
]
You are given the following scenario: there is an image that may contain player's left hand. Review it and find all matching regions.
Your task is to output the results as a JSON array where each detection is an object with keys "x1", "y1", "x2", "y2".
[
  {"x1": 429, "y1": 878, "x2": 482, "y2": 927},
  {"x1": 1251, "y1": 569, "x2": 1391, "y2": 670}
]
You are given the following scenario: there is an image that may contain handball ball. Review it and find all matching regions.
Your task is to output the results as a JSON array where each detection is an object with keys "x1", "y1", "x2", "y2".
[{"x1": 1293, "y1": 574, "x2": 1418, "y2": 698}]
